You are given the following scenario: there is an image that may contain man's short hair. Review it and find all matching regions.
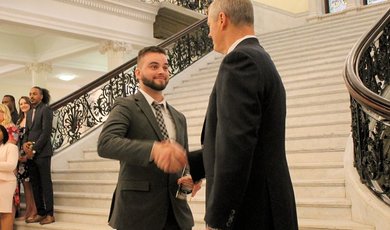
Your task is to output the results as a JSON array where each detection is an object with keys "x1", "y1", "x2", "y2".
[
  {"x1": 209, "y1": 0, "x2": 254, "y2": 26},
  {"x1": 137, "y1": 46, "x2": 167, "y2": 65}
]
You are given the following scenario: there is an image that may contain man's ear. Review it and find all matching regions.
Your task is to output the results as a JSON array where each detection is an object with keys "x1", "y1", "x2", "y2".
[
  {"x1": 219, "y1": 12, "x2": 228, "y2": 29},
  {"x1": 134, "y1": 68, "x2": 141, "y2": 80}
]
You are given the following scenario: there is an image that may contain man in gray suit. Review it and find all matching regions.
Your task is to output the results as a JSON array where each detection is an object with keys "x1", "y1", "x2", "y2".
[{"x1": 98, "y1": 46, "x2": 193, "y2": 230}]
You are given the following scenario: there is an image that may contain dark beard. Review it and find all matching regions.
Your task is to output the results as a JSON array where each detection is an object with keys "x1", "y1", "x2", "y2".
[{"x1": 141, "y1": 76, "x2": 168, "y2": 91}]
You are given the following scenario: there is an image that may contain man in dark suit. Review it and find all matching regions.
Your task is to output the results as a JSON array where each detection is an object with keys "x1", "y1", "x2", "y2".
[
  {"x1": 188, "y1": 0, "x2": 298, "y2": 229},
  {"x1": 23, "y1": 86, "x2": 55, "y2": 225},
  {"x1": 98, "y1": 46, "x2": 193, "y2": 230}
]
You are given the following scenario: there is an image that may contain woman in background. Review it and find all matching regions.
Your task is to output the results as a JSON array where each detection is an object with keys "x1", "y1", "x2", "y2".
[
  {"x1": 0, "y1": 103, "x2": 20, "y2": 219},
  {"x1": 0, "y1": 104, "x2": 18, "y2": 144},
  {"x1": 0, "y1": 124, "x2": 19, "y2": 230},
  {"x1": 16, "y1": 96, "x2": 37, "y2": 221}
]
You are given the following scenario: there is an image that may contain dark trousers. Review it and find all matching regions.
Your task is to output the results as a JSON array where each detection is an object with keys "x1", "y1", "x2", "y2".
[{"x1": 30, "y1": 156, "x2": 54, "y2": 216}]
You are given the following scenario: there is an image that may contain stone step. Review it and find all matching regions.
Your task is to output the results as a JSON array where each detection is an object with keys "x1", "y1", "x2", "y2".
[
  {"x1": 289, "y1": 162, "x2": 344, "y2": 180},
  {"x1": 52, "y1": 168, "x2": 119, "y2": 181},
  {"x1": 286, "y1": 83, "x2": 347, "y2": 98},
  {"x1": 296, "y1": 198, "x2": 352, "y2": 219},
  {"x1": 283, "y1": 75, "x2": 347, "y2": 91},
  {"x1": 68, "y1": 158, "x2": 119, "y2": 169},
  {"x1": 278, "y1": 62, "x2": 344, "y2": 78},
  {"x1": 293, "y1": 179, "x2": 346, "y2": 198},
  {"x1": 271, "y1": 45, "x2": 352, "y2": 65},
  {"x1": 54, "y1": 192, "x2": 111, "y2": 209},
  {"x1": 286, "y1": 111, "x2": 350, "y2": 128},
  {"x1": 287, "y1": 100, "x2": 350, "y2": 116},
  {"x1": 53, "y1": 180, "x2": 116, "y2": 193},
  {"x1": 286, "y1": 134, "x2": 348, "y2": 152},
  {"x1": 286, "y1": 150, "x2": 344, "y2": 164},
  {"x1": 264, "y1": 26, "x2": 367, "y2": 51},
  {"x1": 83, "y1": 149, "x2": 101, "y2": 160},
  {"x1": 189, "y1": 196, "x2": 353, "y2": 220},
  {"x1": 261, "y1": 12, "x2": 381, "y2": 44}
]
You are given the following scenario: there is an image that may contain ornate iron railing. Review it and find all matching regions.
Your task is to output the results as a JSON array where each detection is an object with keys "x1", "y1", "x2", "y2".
[
  {"x1": 343, "y1": 8, "x2": 390, "y2": 205},
  {"x1": 50, "y1": 17, "x2": 212, "y2": 151}
]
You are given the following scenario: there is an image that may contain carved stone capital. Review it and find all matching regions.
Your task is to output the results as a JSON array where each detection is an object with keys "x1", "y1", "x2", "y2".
[
  {"x1": 25, "y1": 62, "x2": 52, "y2": 74},
  {"x1": 99, "y1": 40, "x2": 133, "y2": 54}
]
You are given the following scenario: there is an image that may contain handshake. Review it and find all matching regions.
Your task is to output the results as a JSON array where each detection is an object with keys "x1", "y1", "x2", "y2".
[{"x1": 151, "y1": 140, "x2": 187, "y2": 173}]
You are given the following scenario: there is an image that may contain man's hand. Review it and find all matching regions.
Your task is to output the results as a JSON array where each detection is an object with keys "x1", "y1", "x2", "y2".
[
  {"x1": 177, "y1": 176, "x2": 203, "y2": 197},
  {"x1": 151, "y1": 140, "x2": 187, "y2": 173},
  {"x1": 22, "y1": 142, "x2": 34, "y2": 159}
]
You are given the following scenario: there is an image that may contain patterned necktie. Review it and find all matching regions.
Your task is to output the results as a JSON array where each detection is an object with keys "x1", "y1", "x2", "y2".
[{"x1": 152, "y1": 102, "x2": 169, "y2": 140}]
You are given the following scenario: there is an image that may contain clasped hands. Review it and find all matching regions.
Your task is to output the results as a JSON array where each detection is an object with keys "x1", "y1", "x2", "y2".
[{"x1": 22, "y1": 141, "x2": 35, "y2": 159}]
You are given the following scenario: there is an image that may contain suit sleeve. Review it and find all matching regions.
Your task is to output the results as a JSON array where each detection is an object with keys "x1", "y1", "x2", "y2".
[
  {"x1": 188, "y1": 149, "x2": 204, "y2": 182},
  {"x1": 205, "y1": 50, "x2": 263, "y2": 227},
  {"x1": 97, "y1": 98, "x2": 154, "y2": 166},
  {"x1": 33, "y1": 105, "x2": 53, "y2": 153}
]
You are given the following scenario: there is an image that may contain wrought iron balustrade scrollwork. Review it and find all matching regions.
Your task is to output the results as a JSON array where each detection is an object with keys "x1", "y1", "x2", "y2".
[
  {"x1": 344, "y1": 8, "x2": 390, "y2": 205},
  {"x1": 50, "y1": 18, "x2": 212, "y2": 152}
]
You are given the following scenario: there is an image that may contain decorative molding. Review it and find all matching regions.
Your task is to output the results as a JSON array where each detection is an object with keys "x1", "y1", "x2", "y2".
[
  {"x1": 99, "y1": 40, "x2": 133, "y2": 54},
  {"x1": 0, "y1": 7, "x2": 159, "y2": 47},
  {"x1": 25, "y1": 62, "x2": 53, "y2": 74},
  {"x1": 53, "y1": 0, "x2": 158, "y2": 22}
]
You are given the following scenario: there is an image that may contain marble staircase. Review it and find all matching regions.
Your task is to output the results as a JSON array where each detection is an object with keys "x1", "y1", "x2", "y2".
[{"x1": 14, "y1": 3, "x2": 390, "y2": 230}]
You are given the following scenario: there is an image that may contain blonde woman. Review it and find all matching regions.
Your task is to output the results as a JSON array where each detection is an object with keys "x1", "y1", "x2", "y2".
[
  {"x1": 0, "y1": 124, "x2": 19, "y2": 230},
  {"x1": 0, "y1": 104, "x2": 18, "y2": 144}
]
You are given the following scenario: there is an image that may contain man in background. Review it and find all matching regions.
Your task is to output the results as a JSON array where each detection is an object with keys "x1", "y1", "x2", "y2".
[{"x1": 23, "y1": 86, "x2": 55, "y2": 225}]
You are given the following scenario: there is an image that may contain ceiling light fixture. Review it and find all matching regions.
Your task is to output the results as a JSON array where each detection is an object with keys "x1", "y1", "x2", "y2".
[{"x1": 57, "y1": 73, "x2": 76, "y2": 81}]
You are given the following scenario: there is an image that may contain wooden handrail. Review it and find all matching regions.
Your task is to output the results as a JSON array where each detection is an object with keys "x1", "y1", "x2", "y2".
[{"x1": 343, "y1": 8, "x2": 390, "y2": 119}]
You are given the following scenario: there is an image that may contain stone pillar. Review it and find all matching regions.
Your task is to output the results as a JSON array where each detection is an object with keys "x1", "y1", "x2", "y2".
[
  {"x1": 308, "y1": 0, "x2": 326, "y2": 17},
  {"x1": 25, "y1": 62, "x2": 52, "y2": 88},
  {"x1": 346, "y1": 0, "x2": 362, "y2": 9},
  {"x1": 99, "y1": 40, "x2": 132, "y2": 71}
]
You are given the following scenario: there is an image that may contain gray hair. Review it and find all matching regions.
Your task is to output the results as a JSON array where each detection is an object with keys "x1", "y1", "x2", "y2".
[{"x1": 209, "y1": 0, "x2": 254, "y2": 26}]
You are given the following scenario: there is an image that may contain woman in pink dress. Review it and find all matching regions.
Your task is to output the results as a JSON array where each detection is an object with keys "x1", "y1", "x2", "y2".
[
  {"x1": 0, "y1": 124, "x2": 18, "y2": 230},
  {"x1": 0, "y1": 104, "x2": 20, "y2": 219}
]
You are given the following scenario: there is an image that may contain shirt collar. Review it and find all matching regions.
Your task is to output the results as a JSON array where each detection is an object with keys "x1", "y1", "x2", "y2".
[
  {"x1": 138, "y1": 89, "x2": 167, "y2": 108},
  {"x1": 227, "y1": 35, "x2": 257, "y2": 54}
]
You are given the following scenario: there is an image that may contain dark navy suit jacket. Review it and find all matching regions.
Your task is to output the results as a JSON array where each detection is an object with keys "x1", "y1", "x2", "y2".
[{"x1": 189, "y1": 38, "x2": 298, "y2": 230}]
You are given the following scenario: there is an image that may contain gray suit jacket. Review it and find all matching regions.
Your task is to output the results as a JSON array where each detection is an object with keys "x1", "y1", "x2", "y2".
[
  {"x1": 98, "y1": 92, "x2": 193, "y2": 230},
  {"x1": 24, "y1": 102, "x2": 53, "y2": 158}
]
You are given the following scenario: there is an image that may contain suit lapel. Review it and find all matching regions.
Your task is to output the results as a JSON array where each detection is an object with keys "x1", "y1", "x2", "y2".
[
  {"x1": 27, "y1": 108, "x2": 34, "y2": 129},
  {"x1": 134, "y1": 92, "x2": 165, "y2": 141},
  {"x1": 167, "y1": 103, "x2": 182, "y2": 144}
]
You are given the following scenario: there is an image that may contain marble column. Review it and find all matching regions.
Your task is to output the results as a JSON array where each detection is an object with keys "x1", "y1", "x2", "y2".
[
  {"x1": 99, "y1": 40, "x2": 133, "y2": 71},
  {"x1": 308, "y1": 0, "x2": 326, "y2": 17},
  {"x1": 346, "y1": 0, "x2": 362, "y2": 9},
  {"x1": 25, "y1": 62, "x2": 52, "y2": 88}
]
